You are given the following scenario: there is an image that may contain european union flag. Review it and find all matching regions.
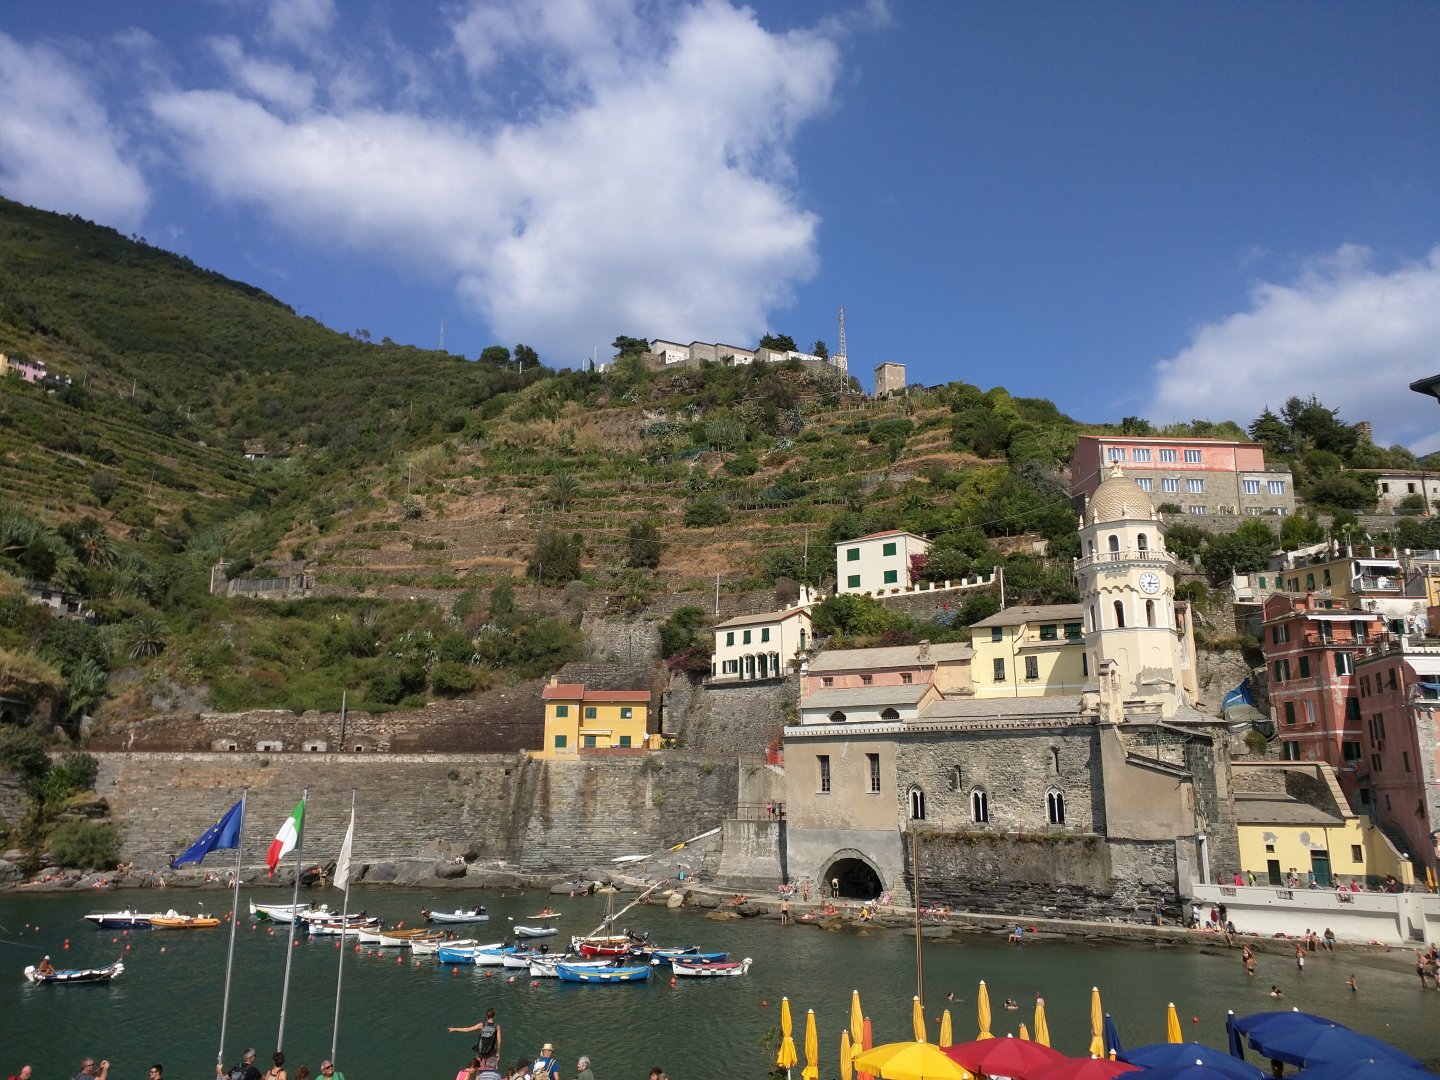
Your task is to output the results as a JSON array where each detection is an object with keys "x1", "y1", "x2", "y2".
[{"x1": 171, "y1": 799, "x2": 244, "y2": 867}]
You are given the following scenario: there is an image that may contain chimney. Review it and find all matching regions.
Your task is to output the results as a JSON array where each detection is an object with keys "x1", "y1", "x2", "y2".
[
  {"x1": 548, "y1": 675, "x2": 558, "y2": 687},
  {"x1": 917, "y1": 639, "x2": 931, "y2": 663}
]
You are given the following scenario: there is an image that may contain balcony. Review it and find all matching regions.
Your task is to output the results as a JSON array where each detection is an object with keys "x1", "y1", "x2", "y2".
[{"x1": 1074, "y1": 549, "x2": 1176, "y2": 572}]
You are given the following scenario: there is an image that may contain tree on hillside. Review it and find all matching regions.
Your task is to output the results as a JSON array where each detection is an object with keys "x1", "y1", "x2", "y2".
[
  {"x1": 527, "y1": 530, "x2": 583, "y2": 585},
  {"x1": 513, "y1": 344, "x2": 539, "y2": 369},
  {"x1": 758, "y1": 333, "x2": 796, "y2": 352},
  {"x1": 1119, "y1": 416, "x2": 1153, "y2": 435},
  {"x1": 811, "y1": 340, "x2": 829, "y2": 359},
  {"x1": 1302, "y1": 471, "x2": 1376, "y2": 512},
  {"x1": 626, "y1": 521, "x2": 662, "y2": 569},
  {"x1": 1280, "y1": 514, "x2": 1326, "y2": 549},
  {"x1": 1200, "y1": 519, "x2": 1278, "y2": 580},
  {"x1": 612, "y1": 336, "x2": 650, "y2": 357},
  {"x1": 479, "y1": 345, "x2": 511, "y2": 366}
]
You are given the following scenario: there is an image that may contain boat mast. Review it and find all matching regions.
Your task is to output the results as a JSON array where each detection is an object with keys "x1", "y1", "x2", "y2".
[
  {"x1": 216, "y1": 787, "x2": 247, "y2": 1070},
  {"x1": 331, "y1": 788, "x2": 356, "y2": 1065},
  {"x1": 276, "y1": 788, "x2": 308, "y2": 1053}
]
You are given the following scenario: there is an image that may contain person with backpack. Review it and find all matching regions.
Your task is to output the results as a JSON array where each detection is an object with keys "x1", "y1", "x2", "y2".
[
  {"x1": 217, "y1": 1050, "x2": 261, "y2": 1080},
  {"x1": 449, "y1": 1008, "x2": 502, "y2": 1071}
]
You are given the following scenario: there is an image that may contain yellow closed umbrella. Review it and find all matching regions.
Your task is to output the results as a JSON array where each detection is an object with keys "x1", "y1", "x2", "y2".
[
  {"x1": 1088, "y1": 987, "x2": 1105, "y2": 1058},
  {"x1": 853, "y1": 1041, "x2": 973, "y2": 1080},
  {"x1": 851, "y1": 990, "x2": 865, "y2": 1049},
  {"x1": 1165, "y1": 1002, "x2": 1182, "y2": 1044},
  {"x1": 778, "y1": 997, "x2": 798, "y2": 1075},
  {"x1": 841, "y1": 1030, "x2": 853, "y2": 1080},
  {"x1": 1019, "y1": 1023, "x2": 1030, "y2": 1041},
  {"x1": 804, "y1": 1007, "x2": 819, "y2": 1080},
  {"x1": 939, "y1": 1009, "x2": 953, "y2": 1048},
  {"x1": 912, "y1": 996, "x2": 927, "y2": 1043},
  {"x1": 1034, "y1": 998, "x2": 1050, "y2": 1048},
  {"x1": 977, "y1": 980, "x2": 994, "y2": 1041}
]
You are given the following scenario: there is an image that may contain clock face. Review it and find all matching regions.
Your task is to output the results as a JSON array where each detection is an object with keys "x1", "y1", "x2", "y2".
[{"x1": 1139, "y1": 572, "x2": 1161, "y2": 595}]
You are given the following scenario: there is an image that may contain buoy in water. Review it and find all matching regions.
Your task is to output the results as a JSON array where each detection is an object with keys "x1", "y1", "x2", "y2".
[
  {"x1": 761, "y1": 1000, "x2": 768, "y2": 1007},
  {"x1": 532, "y1": 980, "x2": 539, "y2": 988},
  {"x1": 125, "y1": 944, "x2": 131, "y2": 951},
  {"x1": 160, "y1": 947, "x2": 166, "y2": 953}
]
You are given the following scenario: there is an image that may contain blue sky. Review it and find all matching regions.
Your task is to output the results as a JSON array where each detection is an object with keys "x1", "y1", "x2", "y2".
[{"x1": 2, "y1": 1, "x2": 1438, "y2": 451}]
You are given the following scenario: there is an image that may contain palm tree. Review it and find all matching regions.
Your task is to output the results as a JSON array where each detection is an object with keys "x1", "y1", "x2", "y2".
[
  {"x1": 78, "y1": 529, "x2": 115, "y2": 568},
  {"x1": 125, "y1": 617, "x2": 168, "y2": 660},
  {"x1": 546, "y1": 473, "x2": 580, "y2": 511}
]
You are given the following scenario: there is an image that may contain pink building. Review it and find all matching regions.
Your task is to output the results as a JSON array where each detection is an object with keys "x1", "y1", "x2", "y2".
[
  {"x1": 1, "y1": 354, "x2": 46, "y2": 383},
  {"x1": 1070, "y1": 435, "x2": 1294, "y2": 519},
  {"x1": 1261, "y1": 594, "x2": 1382, "y2": 799},
  {"x1": 1354, "y1": 636, "x2": 1440, "y2": 875},
  {"x1": 801, "y1": 641, "x2": 972, "y2": 699}
]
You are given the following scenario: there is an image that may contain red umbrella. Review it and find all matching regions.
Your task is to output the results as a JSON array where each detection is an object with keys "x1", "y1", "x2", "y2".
[
  {"x1": 945, "y1": 1036, "x2": 1068, "y2": 1078},
  {"x1": 1026, "y1": 1059, "x2": 1139, "y2": 1080}
]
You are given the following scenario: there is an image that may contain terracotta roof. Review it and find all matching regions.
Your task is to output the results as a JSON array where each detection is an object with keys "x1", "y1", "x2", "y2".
[
  {"x1": 969, "y1": 604, "x2": 1083, "y2": 628},
  {"x1": 713, "y1": 606, "x2": 810, "y2": 630},
  {"x1": 541, "y1": 682, "x2": 586, "y2": 699},
  {"x1": 541, "y1": 683, "x2": 650, "y2": 703}
]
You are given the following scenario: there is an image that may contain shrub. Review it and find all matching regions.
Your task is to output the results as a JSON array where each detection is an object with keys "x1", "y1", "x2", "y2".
[
  {"x1": 49, "y1": 752, "x2": 98, "y2": 795},
  {"x1": 684, "y1": 496, "x2": 731, "y2": 528},
  {"x1": 0, "y1": 726, "x2": 48, "y2": 778},
  {"x1": 430, "y1": 661, "x2": 478, "y2": 696},
  {"x1": 1243, "y1": 730, "x2": 1269, "y2": 756},
  {"x1": 626, "y1": 521, "x2": 662, "y2": 569},
  {"x1": 46, "y1": 821, "x2": 121, "y2": 870}
]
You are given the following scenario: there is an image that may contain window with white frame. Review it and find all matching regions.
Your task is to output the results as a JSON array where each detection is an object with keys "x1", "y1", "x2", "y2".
[
  {"x1": 971, "y1": 788, "x2": 989, "y2": 823},
  {"x1": 1161, "y1": 478, "x2": 1179, "y2": 493},
  {"x1": 1184, "y1": 449, "x2": 1202, "y2": 463},
  {"x1": 1188, "y1": 505, "x2": 1207, "y2": 515},
  {"x1": 1159, "y1": 449, "x2": 1177, "y2": 463},
  {"x1": 1136, "y1": 478, "x2": 1153, "y2": 492},
  {"x1": 909, "y1": 787, "x2": 926, "y2": 820},
  {"x1": 1107, "y1": 447, "x2": 1125, "y2": 462},
  {"x1": 1268, "y1": 480, "x2": 1286, "y2": 495},
  {"x1": 1046, "y1": 788, "x2": 1066, "y2": 825},
  {"x1": 1131, "y1": 448, "x2": 1152, "y2": 461},
  {"x1": 1243, "y1": 479, "x2": 1261, "y2": 494},
  {"x1": 1187, "y1": 479, "x2": 1205, "y2": 493}
]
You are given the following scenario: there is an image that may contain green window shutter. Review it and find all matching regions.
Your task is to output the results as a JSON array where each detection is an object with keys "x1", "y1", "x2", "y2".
[
  {"x1": 882, "y1": 542, "x2": 897, "y2": 557},
  {"x1": 847, "y1": 575, "x2": 860, "y2": 588},
  {"x1": 555, "y1": 735, "x2": 567, "y2": 748},
  {"x1": 846, "y1": 548, "x2": 860, "y2": 561},
  {"x1": 883, "y1": 570, "x2": 898, "y2": 584}
]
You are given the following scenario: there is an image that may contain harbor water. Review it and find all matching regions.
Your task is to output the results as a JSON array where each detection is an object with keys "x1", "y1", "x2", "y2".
[{"x1": 3, "y1": 888, "x2": 1439, "y2": 1079}]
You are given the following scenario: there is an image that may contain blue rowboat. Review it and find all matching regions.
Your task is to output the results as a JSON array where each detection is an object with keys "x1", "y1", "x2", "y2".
[
  {"x1": 556, "y1": 962, "x2": 651, "y2": 984},
  {"x1": 649, "y1": 949, "x2": 727, "y2": 965},
  {"x1": 437, "y1": 941, "x2": 504, "y2": 964}
]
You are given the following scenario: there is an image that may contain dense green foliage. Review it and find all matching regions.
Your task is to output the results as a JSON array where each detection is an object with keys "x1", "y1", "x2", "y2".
[{"x1": 45, "y1": 821, "x2": 121, "y2": 870}]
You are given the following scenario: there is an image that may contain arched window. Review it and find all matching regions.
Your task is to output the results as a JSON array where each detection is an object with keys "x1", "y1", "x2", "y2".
[
  {"x1": 880, "y1": 708, "x2": 900, "y2": 721},
  {"x1": 1088, "y1": 605, "x2": 1097, "y2": 632},
  {"x1": 1046, "y1": 788, "x2": 1066, "y2": 825},
  {"x1": 947, "y1": 766, "x2": 961, "y2": 793},
  {"x1": 1087, "y1": 539, "x2": 1095, "y2": 556},
  {"x1": 971, "y1": 788, "x2": 989, "y2": 823},
  {"x1": 909, "y1": 787, "x2": 927, "y2": 821},
  {"x1": 1113, "y1": 600, "x2": 1126, "y2": 628},
  {"x1": 1137, "y1": 533, "x2": 1148, "y2": 551},
  {"x1": 1108, "y1": 534, "x2": 1120, "y2": 552},
  {"x1": 1050, "y1": 747, "x2": 1061, "y2": 774},
  {"x1": 829, "y1": 711, "x2": 847, "y2": 723},
  {"x1": 1146, "y1": 599, "x2": 1156, "y2": 627}
]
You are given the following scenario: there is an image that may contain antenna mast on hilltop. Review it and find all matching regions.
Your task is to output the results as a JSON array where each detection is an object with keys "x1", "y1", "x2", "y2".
[
  {"x1": 834, "y1": 306, "x2": 848, "y2": 375},
  {"x1": 439, "y1": 319, "x2": 445, "y2": 352}
]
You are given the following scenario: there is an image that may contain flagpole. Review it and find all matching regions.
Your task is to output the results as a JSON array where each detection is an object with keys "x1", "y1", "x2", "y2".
[
  {"x1": 277, "y1": 788, "x2": 308, "y2": 1053},
  {"x1": 331, "y1": 788, "x2": 356, "y2": 1064},
  {"x1": 217, "y1": 788, "x2": 248, "y2": 1069}
]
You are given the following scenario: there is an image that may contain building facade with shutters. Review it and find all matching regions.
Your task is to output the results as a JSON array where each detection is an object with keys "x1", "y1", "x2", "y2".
[{"x1": 1070, "y1": 435, "x2": 1295, "y2": 519}]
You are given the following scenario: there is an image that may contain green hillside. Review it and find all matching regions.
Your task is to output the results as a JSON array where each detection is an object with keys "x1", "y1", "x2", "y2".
[{"x1": 0, "y1": 197, "x2": 1434, "y2": 737}]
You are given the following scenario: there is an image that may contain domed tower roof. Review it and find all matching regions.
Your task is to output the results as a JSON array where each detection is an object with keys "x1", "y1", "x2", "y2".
[{"x1": 1084, "y1": 464, "x2": 1158, "y2": 527}]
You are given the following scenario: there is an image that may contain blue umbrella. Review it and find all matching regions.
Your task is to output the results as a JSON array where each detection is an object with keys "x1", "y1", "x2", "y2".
[
  {"x1": 1118, "y1": 1043, "x2": 1264, "y2": 1080},
  {"x1": 1105, "y1": 1014, "x2": 1125, "y2": 1056},
  {"x1": 1232, "y1": 1012, "x2": 1339, "y2": 1040},
  {"x1": 1224, "y1": 1014, "x2": 1243, "y2": 1060},
  {"x1": 1247, "y1": 1024, "x2": 1423, "y2": 1070},
  {"x1": 1128, "y1": 1061, "x2": 1265, "y2": 1080},
  {"x1": 1296, "y1": 1060, "x2": 1437, "y2": 1080}
]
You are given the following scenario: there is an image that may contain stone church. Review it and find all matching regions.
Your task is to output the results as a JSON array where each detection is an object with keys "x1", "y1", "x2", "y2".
[{"x1": 778, "y1": 466, "x2": 1239, "y2": 920}]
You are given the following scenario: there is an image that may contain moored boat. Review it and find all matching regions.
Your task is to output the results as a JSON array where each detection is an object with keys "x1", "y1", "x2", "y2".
[
  {"x1": 412, "y1": 936, "x2": 474, "y2": 957},
  {"x1": 437, "y1": 942, "x2": 505, "y2": 965},
  {"x1": 670, "y1": 956, "x2": 753, "y2": 977},
  {"x1": 648, "y1": 949, "x2": 726, "y2": 965},
  {"x1": 514, "y1": 925, "x2": 558, "y2": 938},
  {"x1": 250, "y1": 901, "x2": 336, "y2": 924},
  {"x1": 306, "y1": 914, "x2": 381, "y2": 937},
  {"x1": 150, "y1": 911, "x2": 220, "y2": 929},
  {"x1": 24, "y1": 959, "x2": 125, "y2": 985},
  {"x1": 574, "y1": 934, "x2": 636, "y2": 957},
  {"x1": 423, "y1": 906, "x2": 489, "y2": 924},
  {"x1": 556, "y1": 961, "x2": 651, "y2": 984},
  {"x1": 83, "y1": 911, "x2": 160, "y2": 929}
]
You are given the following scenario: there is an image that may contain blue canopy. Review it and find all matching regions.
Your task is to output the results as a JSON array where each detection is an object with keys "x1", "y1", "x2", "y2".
[
  {"x1": 1104, "y1": 1013, "x2": 1125, "y2": 1056},
  {"x1": 1132, "y1": 1062, "x2": 1265, "y2": 1080},
  {"x1": 1247, "y1": 1023, "x2": 1423, "y2": 1070},
  {"x1": 1295, "y1": 1059, "x2": 1437, "y2": 1080},
  {"x1": 1117, "y1": 1043, "x2": 1264, "y2": 1080}
]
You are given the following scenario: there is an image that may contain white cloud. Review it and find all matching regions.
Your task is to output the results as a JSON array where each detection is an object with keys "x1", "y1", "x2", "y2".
[
  {"x1": 0, "y1": 33, "x2": 149, "y2": 228},
  {"x1": 1147, "y1": 245, "x2": 1440, "y2": 455},
  {"x1": 266, "y1": 0, "x2": 337, "y2": 50},
  {"x1": 208, "y1": 36, "x2": 316, "y2": 112},
  {"x1": 148, "y1": 0, "x2": 840, "y2": 361}
]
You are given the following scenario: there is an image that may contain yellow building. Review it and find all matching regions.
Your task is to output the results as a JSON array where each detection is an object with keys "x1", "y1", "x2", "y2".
[
  {"x1": 1233, "y1": 762, "x2": 1413, "y2": 888},
  {"x1": 536, "y1": 678, "x2": 653, "y2": 758},
  {"x1": 969, "y1": 604, "x2": 1088, "y2": 698}
]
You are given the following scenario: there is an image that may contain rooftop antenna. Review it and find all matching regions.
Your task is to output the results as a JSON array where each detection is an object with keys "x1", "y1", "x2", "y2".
[{"x1": 439, "y1": 318, "x2": 445, "y2": 352}]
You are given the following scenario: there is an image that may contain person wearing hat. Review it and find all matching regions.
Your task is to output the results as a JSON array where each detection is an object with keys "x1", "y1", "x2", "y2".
[
  {"x1": 36, "y1": 956, "x2": 55, "y2": 977},
  {"x1": 530, "y1": 1044, "x2": 559, "y2": 1080}
]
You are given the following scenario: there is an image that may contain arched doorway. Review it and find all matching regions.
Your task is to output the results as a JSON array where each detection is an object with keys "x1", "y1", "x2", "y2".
[{"x1": 822, "y1": 855, "x2": 883, "y2": 900}]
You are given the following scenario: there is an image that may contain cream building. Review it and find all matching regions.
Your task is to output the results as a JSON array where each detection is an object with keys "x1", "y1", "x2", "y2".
[
  {"x1": 969, "y1": 605, "x2": 1087, "y2": 698},
  {"x1": 1076, "y1": 466, "x2": 1199, "y2": 717},
  {"x1": 802, "y1": 641, "x2": 973, "y2": 698},
  {"x1": 710, "y1": 604, "x2": 812, "y2": 682},
  {"x1": 835, "y1": 530, "x2": 931, "y2": 596}
]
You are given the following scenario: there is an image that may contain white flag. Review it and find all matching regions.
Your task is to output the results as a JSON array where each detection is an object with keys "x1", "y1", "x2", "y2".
[{"x1": 333, "y1": 812, "x2": 354, "y2": 889}]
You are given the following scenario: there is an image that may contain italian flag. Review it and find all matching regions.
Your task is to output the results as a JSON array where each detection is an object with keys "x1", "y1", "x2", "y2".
[{"x1": 266, "y1": 798, "x2": 305, "y2": 878}]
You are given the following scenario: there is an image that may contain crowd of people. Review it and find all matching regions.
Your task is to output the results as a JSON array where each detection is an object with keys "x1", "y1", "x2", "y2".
[{"x1": 445, "y1": 1006, "x2": 657, "y2": 1080}]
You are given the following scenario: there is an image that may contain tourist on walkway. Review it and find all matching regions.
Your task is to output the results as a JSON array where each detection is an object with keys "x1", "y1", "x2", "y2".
[
  {"x1": 531, "y1": 1043, "x2": 560, "y2": 1080},
  {"x1": 451, "y1": 1007, "x2": 502, "y2": 1070},
  {"x1": 265, "y1": 1052, "x2": 287, "y2": 1080},
  {"x1": 149, "y1": 1066, "x2": 163, "y2": 1080},
  {"x1": 219, "y1": 1049, "x2": 260, "y2": 1080},
  {"x1": 457, "y1": 1059, "x2": 481, "y2": 1080},
  {"x1": 575, "y1": 1056, "x2": 594, "y2": 1080},
  {"x1": 320, "y1": 1061, "x2": 344, "y2": 1080}
]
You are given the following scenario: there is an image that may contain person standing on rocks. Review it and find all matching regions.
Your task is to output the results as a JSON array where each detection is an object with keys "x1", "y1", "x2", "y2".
[{"x1": 450, "y1": 1008, "x2": 502, "y2": 1072}]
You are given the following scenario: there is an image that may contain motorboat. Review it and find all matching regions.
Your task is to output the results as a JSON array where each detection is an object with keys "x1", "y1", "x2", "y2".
[
  {"x1": 250, "y1": 901, "x2": 336, "y2": 924},
  {"x1": 423, "y1": 907, "x2": 489, "y2": 924},
  {"x1": 83, "y1": 911, "x2": 160, "y2": 929},
  {"x1": 150, "y1": 911, "x2": 221, "y2": 929},
  {"x1": 648, "y1": 949, "x2": 726, "y2": 966},
  {"x1": 437, "y1": 942, "x2": 505, "y2": 965},
  {"x1": 25, "y1": 959, "x2": 124, "y2": 984},
  {"x1": 412, "y1": 936, "x2": 474, "y2": 957},
  {"x1": 670, "y1": 956, "x2": 753, "y2": 977},
  {"x1": 514, "y1": 925, "x2": 558, "y2": 939}
]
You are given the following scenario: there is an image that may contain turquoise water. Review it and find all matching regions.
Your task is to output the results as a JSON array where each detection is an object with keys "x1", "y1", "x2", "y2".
[{"x1": 2, "y1": 888, "x2": 1437, "y2": 1080}]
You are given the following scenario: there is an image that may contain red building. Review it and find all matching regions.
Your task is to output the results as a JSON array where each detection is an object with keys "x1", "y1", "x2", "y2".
[
  {"x1": 1354, "y1": 637, "x2": 1440, "y2": 874},
  {"x1": 1260, "y1": 594, "x2": 1382, "y2": 799}
]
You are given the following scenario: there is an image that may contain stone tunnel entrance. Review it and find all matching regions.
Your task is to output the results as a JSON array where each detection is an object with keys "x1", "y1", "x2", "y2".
[{"x1": 823, "y1": 856, "x2": 883, "y2": 900}]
